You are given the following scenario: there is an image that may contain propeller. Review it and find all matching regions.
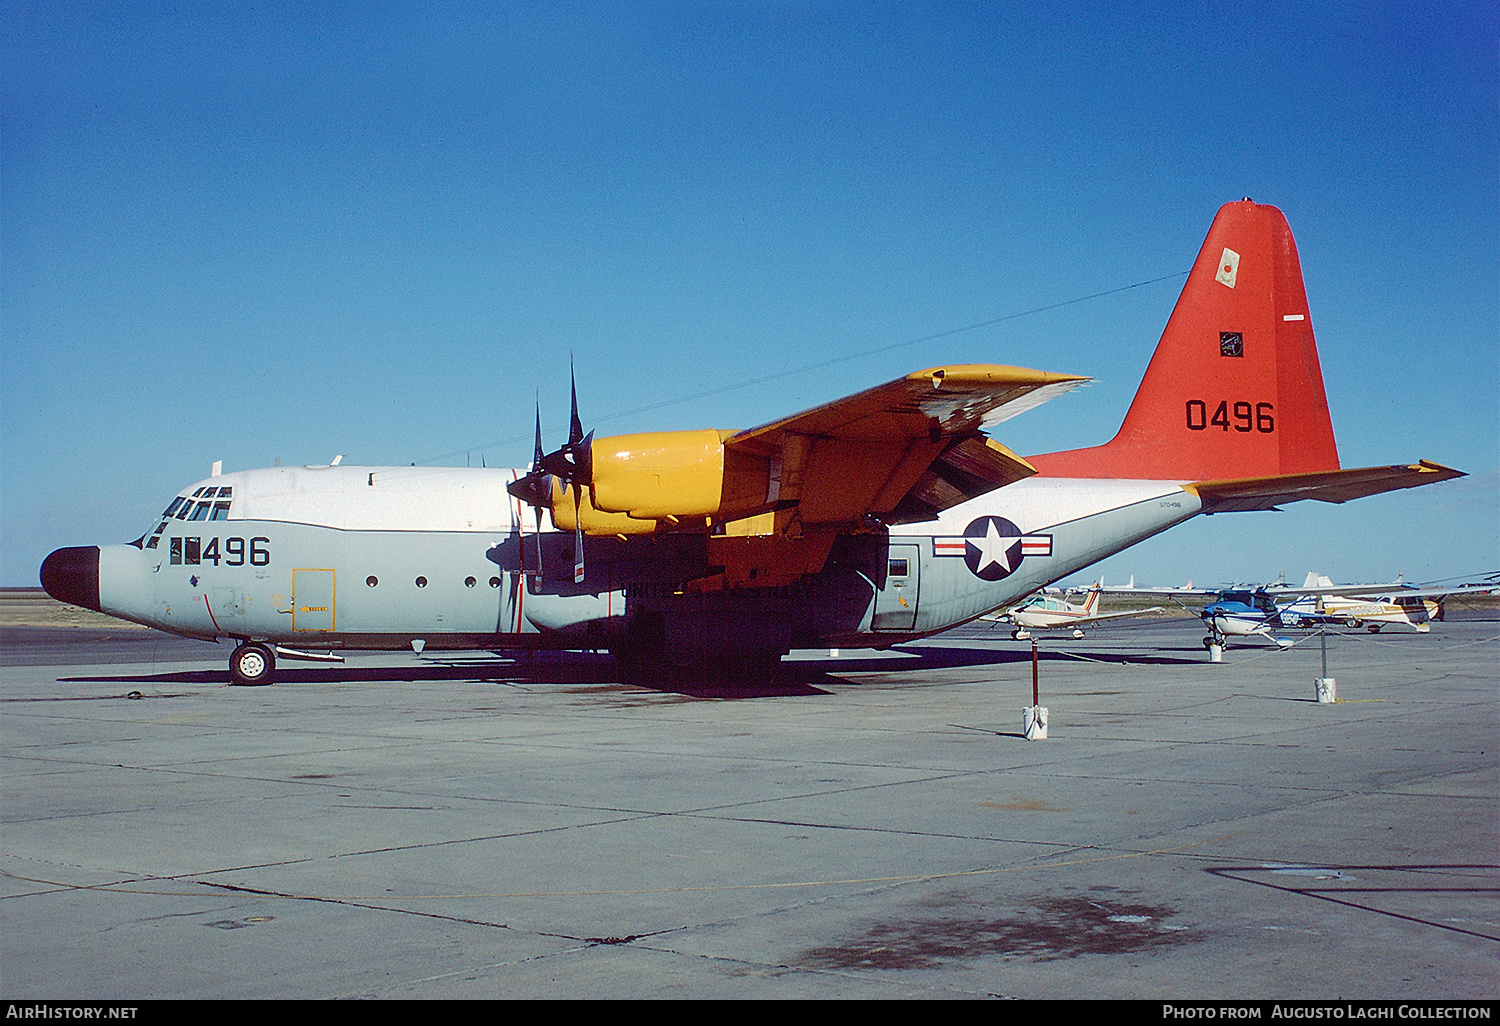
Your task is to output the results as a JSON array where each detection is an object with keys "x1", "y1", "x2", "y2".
[
  {"x1": 505, "y1": 400, "x2": 547, "y2": 586},
  {"x1": 530, "y1": 401, "x2": 546, "y2": 580},
  {"x1": 538, "y1": 362, "x2": 594, "y2": 487},
  {"x1": 507, "y1": 364, "x2": 594, "y2": 583}
]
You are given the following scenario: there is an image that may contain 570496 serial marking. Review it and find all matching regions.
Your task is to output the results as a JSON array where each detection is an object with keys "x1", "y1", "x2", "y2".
[
  {"x1": 168, "y1": 536, "x2": 270, "y2": 567},
  {"x1": 1185, "y1": 399, "x2": 1274, "y2": 433}
]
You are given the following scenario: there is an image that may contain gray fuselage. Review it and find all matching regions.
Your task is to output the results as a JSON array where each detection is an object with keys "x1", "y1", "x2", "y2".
[{"x1": 67, "y1": 464, "x2": 1199, "y2": 659}]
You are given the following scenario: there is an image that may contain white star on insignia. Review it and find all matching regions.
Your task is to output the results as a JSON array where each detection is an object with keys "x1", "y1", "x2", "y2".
[{"x1": 968, "y1": 518, "x2": 1015, "y2": 575}]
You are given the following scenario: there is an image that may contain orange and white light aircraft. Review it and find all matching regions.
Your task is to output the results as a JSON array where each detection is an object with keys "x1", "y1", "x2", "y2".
[
  {"x1": 40, "y1": 201, "x2": 1465, "y2": 683},
  {"x1": 985, "y1": 584, "x2": 1166, "y2": 639}
]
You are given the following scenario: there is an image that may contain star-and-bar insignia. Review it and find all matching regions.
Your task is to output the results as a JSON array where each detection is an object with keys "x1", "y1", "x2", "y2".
[{"x1": 934, "y1": 516, "x2": 1053, "y2": 581}]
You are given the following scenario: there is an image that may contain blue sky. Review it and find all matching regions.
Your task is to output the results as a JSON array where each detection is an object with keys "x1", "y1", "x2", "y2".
[{"x1": 4, "y1": 1, "x2": 1496, "y2": 589}]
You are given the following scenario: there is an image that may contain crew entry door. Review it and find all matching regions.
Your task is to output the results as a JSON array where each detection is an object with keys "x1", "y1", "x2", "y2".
[
  {"x1": 872, "y1": 544, "x2": 920, "y2": 631},
  {"x1": 292, "y1": 569, "x2": 336, "y2": 632}
]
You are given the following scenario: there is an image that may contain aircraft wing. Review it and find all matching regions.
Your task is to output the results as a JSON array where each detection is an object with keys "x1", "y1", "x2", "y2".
[
  {"x1": 1264, "y1": 582, "x2": 1497, "y2": 600},
  {"x1": 1098, "y1": 585, "x2": 1218, "y2": 596},
  {"x1": 726, "y1": 365, "x2": 1088, "y2": 525},
  {"x1": 1186, "y1": 461, "x2": 1465, "y2": 514},
  {"x1": 982, "y1": 606, "x2": 1167, "y2": 625},
  {"x1": 1068, "y1": 606, "x2": 1167, "y2": 624}
]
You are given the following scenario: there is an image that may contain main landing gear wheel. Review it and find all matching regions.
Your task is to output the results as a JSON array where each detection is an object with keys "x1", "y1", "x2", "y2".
[{"x1": 229, "y1": 642, "x2": 276, "y2": 686}]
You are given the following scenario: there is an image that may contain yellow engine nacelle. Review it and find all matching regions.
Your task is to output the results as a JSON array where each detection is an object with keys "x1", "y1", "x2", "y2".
[
  {"x1": 549, "y1": 429, "x2": 776, "y2": 534},
  {"x1": 591, "y1": 429, "x2": 727, "y2": 519}
]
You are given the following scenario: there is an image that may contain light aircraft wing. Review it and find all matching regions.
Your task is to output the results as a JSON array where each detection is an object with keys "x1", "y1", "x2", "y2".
[
  {"x1": 981, "y1": 606, "x2": 1166, "y2": 627},
  {"x1": 726, "y1": 365, "x2": 1088, "y2": 525},
  {"x1": 1263, "y1": 582, "x2": 1496, "y2": 601},
  {"x1": 1186, "y1": 461, "x2": 1465, "y2": 514},
  {"x1": 1065, "y1": 606, "x2": 1166, "y2": 624},
  {"x1": 1099, "y1": 585, "x2": 1217, "y2": 596}
]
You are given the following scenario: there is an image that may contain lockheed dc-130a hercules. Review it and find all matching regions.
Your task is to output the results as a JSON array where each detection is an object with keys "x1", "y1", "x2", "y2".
[{"x1": 40, "y1": 201, "x2": 1464, "y2": 685}]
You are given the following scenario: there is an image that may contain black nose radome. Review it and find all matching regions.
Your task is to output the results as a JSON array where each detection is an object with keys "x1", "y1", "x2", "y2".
[{"x1": 40, "y1": 546, "x2": 101, "y2": 612}]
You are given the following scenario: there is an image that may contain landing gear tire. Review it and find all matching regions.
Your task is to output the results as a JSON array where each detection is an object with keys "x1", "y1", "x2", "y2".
[{"x1": 229, "y1": 642, "x2": 276, "y2": 686}]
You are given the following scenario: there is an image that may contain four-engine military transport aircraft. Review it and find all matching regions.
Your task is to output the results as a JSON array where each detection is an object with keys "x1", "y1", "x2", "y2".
[{"x1": 40, "y1": 201, "x2": 1465, "y2": 684}]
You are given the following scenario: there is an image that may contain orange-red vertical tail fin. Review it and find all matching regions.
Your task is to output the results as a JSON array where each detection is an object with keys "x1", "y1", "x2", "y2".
[{"x1": 1029, "y1": 201, "x2": 1340, "y2": 481}]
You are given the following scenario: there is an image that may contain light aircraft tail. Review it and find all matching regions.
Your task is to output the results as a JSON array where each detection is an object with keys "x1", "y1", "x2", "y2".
[{"x1": 1031, "y1": 200, "x2": 1339, "y2": 481}]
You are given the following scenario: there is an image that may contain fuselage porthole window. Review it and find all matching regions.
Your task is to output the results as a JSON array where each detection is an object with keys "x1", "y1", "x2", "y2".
[
  {"x1": 465, "y1": 576, "x2": 476, "y2": 588},
  {"x1": 367, "y1": 576, "x2": 378, "y2": 587},
  {"x1": 415, "y1": 576, "x2": 428, "y2": 588},
  {"x1": 489, "y1": 577, "x2": 501, "y2": 588}
]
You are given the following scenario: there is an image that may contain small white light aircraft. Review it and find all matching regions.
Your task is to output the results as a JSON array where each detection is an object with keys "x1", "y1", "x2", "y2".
[
  {"x1": 40, "y1": 201, "x2": 1466, "y2": 684},
  {"x1": 984, "y1": 584, "x2": 1166, "y2": 639}
]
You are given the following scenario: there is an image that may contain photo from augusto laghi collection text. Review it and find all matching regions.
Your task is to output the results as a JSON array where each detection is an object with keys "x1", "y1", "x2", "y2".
[{"x1": 1162, "y1": 1006, "x2": 1493, "y2": 1020}]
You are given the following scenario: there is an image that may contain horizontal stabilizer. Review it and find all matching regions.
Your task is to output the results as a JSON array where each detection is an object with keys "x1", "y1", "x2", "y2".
[{"x1": 1187, "y1": 460, "x2": 1465, "y2": 513}]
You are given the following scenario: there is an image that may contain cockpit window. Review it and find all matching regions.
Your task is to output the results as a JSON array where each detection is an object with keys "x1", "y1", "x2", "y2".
[
  {"x1": 163, "y1": 497, "x2": 186, "y2": 518},
  {"x1": 188, "y1": 502, "x2": 211, "y2": 521},
  {"x1": 210, "y1": 501, "x2": 231, "y2": 520},
  {"x1": 145, "y1": 519, "x2": 169, "y2": 548}
]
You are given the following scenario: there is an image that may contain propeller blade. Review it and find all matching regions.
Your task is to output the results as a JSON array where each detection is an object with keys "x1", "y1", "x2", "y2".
[
  {"x1": 568, "y1": 359, "x2": 585, "y2": 449},
  {"x1": 532, "y1": 397, "x2": 545, "y2": 470},
  {"x1": 533, "y1": 494, "x2": 545, "y2": 585},
  {"x1": 577, "y1": 430, "x2": 594, "y2": 490},
  {"x1": 572, "y1": 482, "x2": 585, "y2": 583}
]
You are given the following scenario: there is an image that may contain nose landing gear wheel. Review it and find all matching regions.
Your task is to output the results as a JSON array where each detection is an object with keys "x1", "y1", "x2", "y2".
[{"x1": 229, "y1": 642, "x2": 276, "y2": 686}]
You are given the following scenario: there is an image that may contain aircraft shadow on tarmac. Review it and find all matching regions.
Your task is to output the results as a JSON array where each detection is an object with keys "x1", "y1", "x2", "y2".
[{"x1": 56, "y1": 641, "x2": 1205, "y2": 701}]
